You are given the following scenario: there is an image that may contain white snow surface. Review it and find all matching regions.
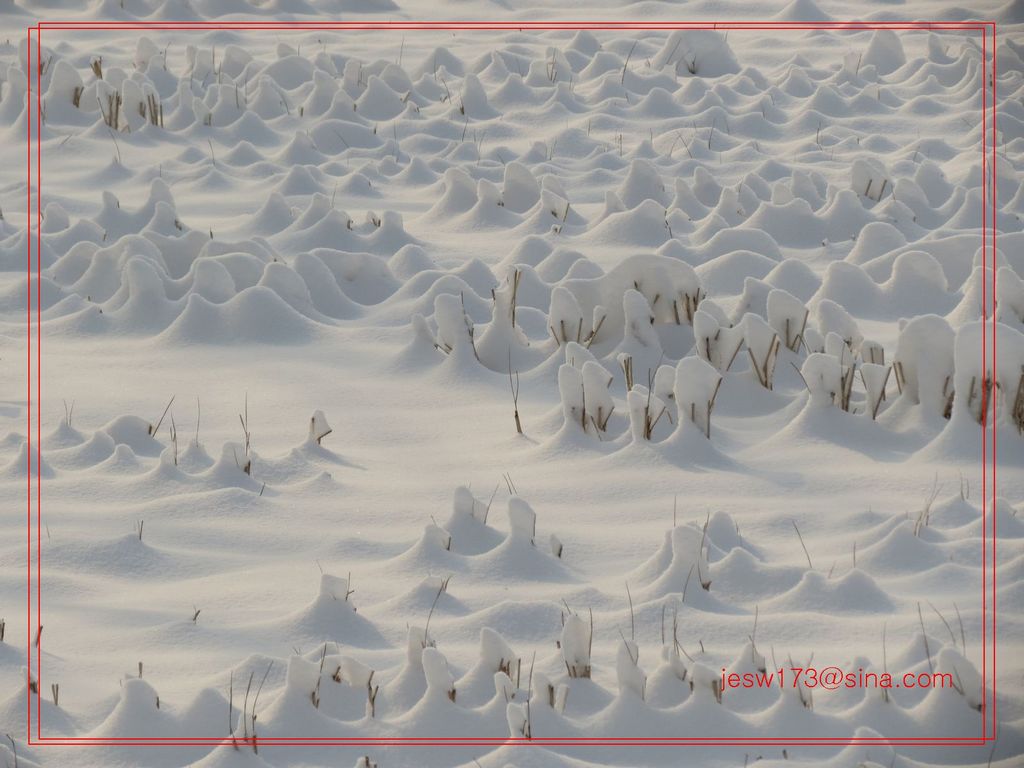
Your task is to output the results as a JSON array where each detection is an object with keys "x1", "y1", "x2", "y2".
[{"x1": 1, "y1": 1, "x2": 1023, "y2": 767}]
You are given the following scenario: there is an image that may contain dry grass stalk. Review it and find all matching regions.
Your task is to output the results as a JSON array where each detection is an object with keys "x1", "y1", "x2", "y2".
[
  {"x1": 782, "y1": 310, "x2": 809, "y2": 352},
  {"x1": 642, "y1": 388, "x2": 667, "y2": 440},
  {"x1": 621, "y1": 40, "x2": 638, "y2": 85},
  {"x1": 679, "y1": 287, "x2": 705, "y2": 324},
  {"x1": 749, "y1": 335, "x2": 780, "y2": 389},
  {"x1": 584, "y1": 312, "x2": 606, "y2": 348},
  {"x1": 913, "y1": 476, "x2": 941, "y2": 536},
  {"x1": 311, "y1": 644, "x2": 328, "y2": 709},
  {"x1": 508, "y1": 348, "x2": 523, "y2": 435},
  {"x1": 510, "y1": 269, "x2": 521, "y2": 328},
  {"x1": 621, "y1": 355, "x2": 634, "y2": 391},
  {"x1": 561, "y1": 606, "x2": 594, "y2": 679},
  {"x1": 142, "y1": 93, "x2": 163, "y2": 127},
  {"x1": 367, "y1": 671, "x2": 379, "y2": 716},
  {"x1": 237, "y1": 394, "x2": 252, "y2": 475},
  {"x1": 149, "y1": 395, "x2": 174, "y2": 436},
  {"x1": 698, "y1": 513, "x2": 712, "y2": 590},
  {"x1": 893, "y1": 360, "x2": 905, "y2": 394},
  {"x1": 791, "y1": 519, "x2": 813, "y2": 570},
  {"x1": 98, "y1": 92, "x2": 121, "y2": 130},
  {"x1": 169, "y1": 414, "x2": 178, "y2": 465},
  {"x1": 592, "y1": 402, "x2": 614, "y2": 434},
  {"x1": 422, "y1": 580, "x2": 450, "y2": 649},
  {"x1": 839, "y1": 363, "x2": 855, "y2": 412},
  {"x1": 550, "y1": 316, "x2": 583, "y2": 345},
  {"x1": 863, "y1": 365, "x2": 892, "y2": 420}
]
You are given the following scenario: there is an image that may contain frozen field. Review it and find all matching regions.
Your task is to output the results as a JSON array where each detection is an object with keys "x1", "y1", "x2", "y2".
[{"x1": 1, "y1": 1, "x2": 1023, "y2": 767}]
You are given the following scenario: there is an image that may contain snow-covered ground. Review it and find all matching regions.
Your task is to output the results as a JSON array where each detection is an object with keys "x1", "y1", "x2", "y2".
[{"x1": 1, "y1": 1, "x2": 1023, "y2": 767}]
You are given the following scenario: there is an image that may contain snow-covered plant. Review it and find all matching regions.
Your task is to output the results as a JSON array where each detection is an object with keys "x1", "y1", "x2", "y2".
[
  {"x1": 860, "y1": 362, "x2": 892, "y2": 419},
  {"x1": 694, "y1": 306, "x2": 743, "y2": 372},
  {"x1": 433, "y1": 293, "x2": 476, "y2": 357},
  {"x1": 653, "y1": 363, "x2": 676, "y2": 406},
  {"x1": 626, "y1": 387, "x2": 669, "y2": 441},
  {"x1": 801, "y1": 353, "x2": 843, "y2": 408},
  {"x1": 502, "y1": 161, "x2": 540, "y2": 213},
  {"x1": 937, "y1": 646, "x2": 983, "y2": 711},
  {"x1": 803, "y1": 326, "x2": 825, "y2": 354},
  {"x1": 953, "y1": 321, "x2": 1024, "y2": 429},
  {"x1": 549, "y1": 286, "x2": 585, "y2": 345},
  {"x1": 563, "y1": 341, "x2": 599, "y2": 371},
  {"x1": 507, "y1": 649, "x2": 544, "y2": 739},
  {"x1": 621, "y1": 289, "x2": 660, "y2": 356},
  {"x1": 506, "y1": 700, "x2": 530, "y2": 738},
  {"x1": 824, "y1": 331, "x2": 850, "y2": 363},
  {"x1": 689, "y1": 661, "x2": 722, "y2": 704},
  {"x1": 480, "y1": 627, "x2": 520, "y2": 683},
  {"x1": 476, "y1": 269, "x2": 531, "y2": 372},
  {"x1": 233, "y1": 394, "x2": 253, "y2": 476},
  {"x1": 452, "y1": 484, "x2": 490, "y2": 525},
  {"x1": 668, "y1": 265, "x2": 704, "y2": 325},
  {"x1": 330, "y1": 655, "x2": 379, "y2": 717},
  {"x1": 563, "y1": 355, "x2": 618, "y2": 437},
  {"x1": 550, "y1": 533, "x2": 563, "y2": 559},
  {"x1": 407, "y1": 625, "x2": 436, "y2": 663},
  {"x1": 561, "y1": 609, "x2": 593, "y2": 678},
  {"x1": 673, "y1": 356, "x2": 722, "y2": 439},
  {"x1": 616, "y1": 638, "x2": 646, "y2": 700},
  {"x1": 652, "y1": 30, "x2": 740, "y2": 78},
  {"x1": 422, "y1": 522, "x2": 452, "y2": 552},
  {"x1": 743, "y1": 313, "x2": 780, "y2": 390},
  {"x1": 534, "y1": 671, "x2": 569, "y2": 713},
  {"x1": 540, "y1": 671, "x2": 573, "y2": 716},
  {"x1": 97, "y1": 82, "x2": 123, "y2": 130},
  {"x1": 422, "y1": 647, "x2": 457, "y2": 702},
  {"x1": 309, "y1": 410, "x2": 332, "y2": 444},
  {"x1": 816, "y1": 299, "x2": 863, "y2": 354},
  {"x1": 320, "y1": 572, "x2": 355, "y2": 603},
  {"x1": 507, "y1": 497, "x2": 537, "y2": 544},
  {"x1": 558, "y1": 363, "x2": 586, "y2": 432},
  {"x1": 893, "y1": 314, "x2": 955, "y2": 418},
  {"x1": 582, "y1": 360, "x2": 614, "y2": 433},
  {"x1": 493, "y1": 668, "x2": 517, "y2": 705},
  {"x1": 852, "y1": 156, "x2": 892, "y2": 201},
  {"x1": 820, "y1": 334, "x2": 856, "y2": 411},
  {"x1": 861, "y1": 339, "x2": 885, "y2": 365},
  {"x1": 766, "y1": 288, "x2": 808, "y2": 352},
  {"x1": 659, "y1": 606, "x2": 688, "y2": 682}
]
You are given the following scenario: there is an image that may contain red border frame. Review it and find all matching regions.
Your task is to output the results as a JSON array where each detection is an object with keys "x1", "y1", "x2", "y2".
[{"x1": 24, "y1": 19, "x2": 998, "y2": 749}]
